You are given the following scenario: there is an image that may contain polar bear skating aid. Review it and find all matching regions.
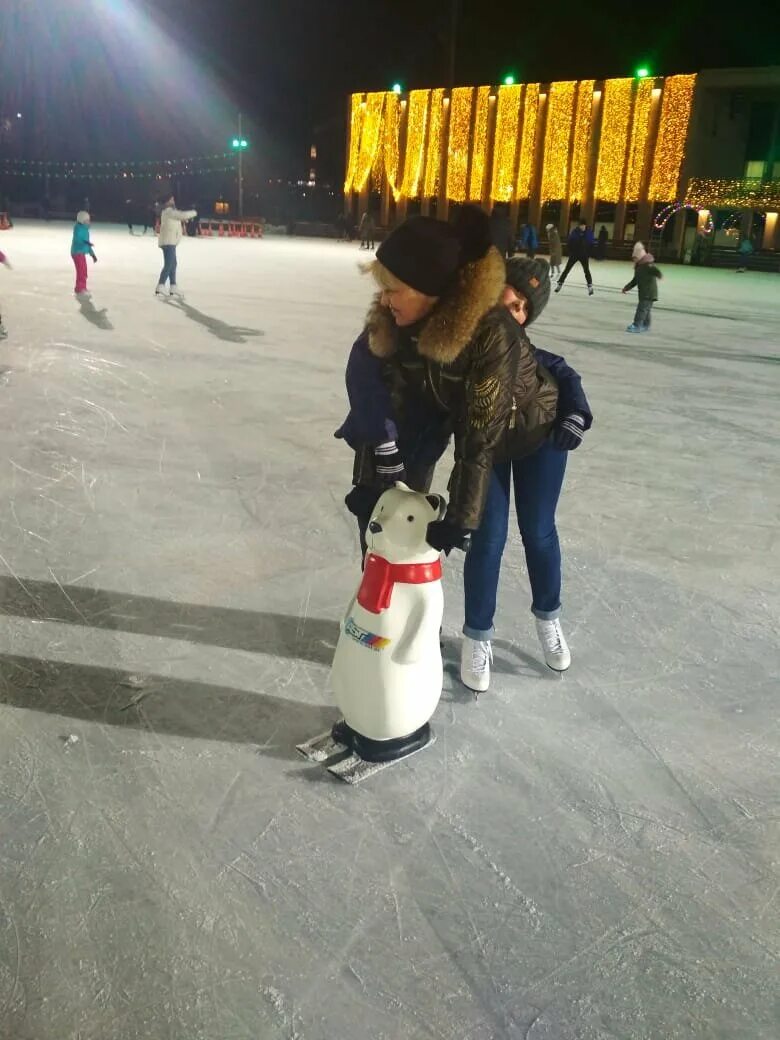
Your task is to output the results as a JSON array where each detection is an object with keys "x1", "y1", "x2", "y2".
[{"x1": 297, "y1": 484, "x2": 445, "y2": 782}]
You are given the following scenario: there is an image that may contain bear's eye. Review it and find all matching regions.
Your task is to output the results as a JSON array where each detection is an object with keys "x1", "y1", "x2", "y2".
[{"x1": 407, "y1": 515, "x2": 415, "y2": 522}]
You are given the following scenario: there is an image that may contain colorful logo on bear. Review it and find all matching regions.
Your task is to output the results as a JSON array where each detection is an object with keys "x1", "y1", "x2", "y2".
[{"x1": 344, "y1": 616, "x2": 391, "y2": 652}]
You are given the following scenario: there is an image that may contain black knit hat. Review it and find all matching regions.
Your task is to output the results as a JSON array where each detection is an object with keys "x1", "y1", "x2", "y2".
[
  {"x1": 376, "y1": 205, "x2": 492, "y2": 297},
  {"x1": 505, "y1": 256, "x2": 551, "y2": 326}
]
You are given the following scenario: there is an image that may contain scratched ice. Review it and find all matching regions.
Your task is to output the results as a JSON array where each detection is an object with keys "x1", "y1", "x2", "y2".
[{"x1": 0, "y1": 222, "x2": 778, "y2": 1039}]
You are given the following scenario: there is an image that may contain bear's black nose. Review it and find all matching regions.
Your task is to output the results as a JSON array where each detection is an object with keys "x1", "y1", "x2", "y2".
[{"x1": 368, "y1": 520, "x2": 382, "y2": 534}]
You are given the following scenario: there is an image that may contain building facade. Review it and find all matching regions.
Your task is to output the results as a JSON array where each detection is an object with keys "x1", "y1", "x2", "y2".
[{"x1": 344, "y1": 66, "x2": 780, "y2": 255}]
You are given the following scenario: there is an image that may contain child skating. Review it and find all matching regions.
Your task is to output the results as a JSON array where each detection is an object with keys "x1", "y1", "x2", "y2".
[
  {"x1": 71, "y1": 211, "x2": 97, "y2": 298},
  {"x1": 0, "y1": 248, "x2": 11, "y2": 338},
  {"x1": 622, "y1": 242, "x2": 662, "y2": 332}
]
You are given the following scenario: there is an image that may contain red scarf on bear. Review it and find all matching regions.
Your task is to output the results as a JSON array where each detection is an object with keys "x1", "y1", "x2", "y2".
[{"x1": 357, "y1": 553, "x2": 442, "y2": 614}]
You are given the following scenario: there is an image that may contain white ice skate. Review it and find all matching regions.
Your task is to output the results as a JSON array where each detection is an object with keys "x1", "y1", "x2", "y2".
[
  {"x1": 155, "y1": 283, "x2": 168, "y2": 297},
  {"x1": 460, "y1": 637, "x2": 492, "y2": 694},
  {"x1": 75, "y1": 290, "x2": 91, "y2": 300},
  {"x1": 169, "y1": 285, "x2": 185, "y2": 299},
  {"x1": 535, "y1": 618, "x2": 571, "y2": 671}
]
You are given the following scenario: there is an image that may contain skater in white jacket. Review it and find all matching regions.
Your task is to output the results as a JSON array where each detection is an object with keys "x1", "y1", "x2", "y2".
[{"x1": 155, "y1": 194, "x2": 197, "y2": 298}]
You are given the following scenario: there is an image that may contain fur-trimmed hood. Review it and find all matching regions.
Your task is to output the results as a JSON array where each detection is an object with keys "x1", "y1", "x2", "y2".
[{"x1": 366, "y1": 247, "x2": 506, "y2": 365}]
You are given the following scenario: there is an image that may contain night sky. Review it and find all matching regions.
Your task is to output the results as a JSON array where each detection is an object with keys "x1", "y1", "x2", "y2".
[{"x1": 1, "y1": 0, "x2": 778, "y2": 182}]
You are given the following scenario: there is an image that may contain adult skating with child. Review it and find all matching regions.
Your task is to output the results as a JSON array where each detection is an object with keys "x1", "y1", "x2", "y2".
[
  {"x1": 336, "y1": 207, "x2": 594, "y2": 683},
  {"x1": 623, "y1": 242, "x2": 662, "y2": 332},
  {"x1": 71, "y1": 210, "x2": 97, "y2": 298},
  {"x1": 554, "y1": 218, "x2": 595, "y2": 295},
  {"x1": 155, "y1": 194, "x2": 197, "y2": 298},
  {"x1": 459, "y1": 256, "x2": 592, "y2": 689},
  {"x1": 0, "y1": 248, "x2": 11, "y2": 338}
]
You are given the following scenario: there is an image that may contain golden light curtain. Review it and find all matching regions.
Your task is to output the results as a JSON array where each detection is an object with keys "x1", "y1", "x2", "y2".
[
  {"x1": 343, "y1": 93, "x2": 364, "y2": 193},
  {"x1": 468, "y1": 86, "x2": 491, "y2": 201},
  {"x1": 568, "y1": 80, "x2": 594, "y2": 202},
  {"x1": 490, "y1": 83, "x2": 523, "y2": 202},
  {"x1": 594, "y1": 78, "x2": 633, "y2": 202},
  {"x1": 540, "y1": 81, "x2": 576, "y2": 202},
  {"x1": 516, "y1": 84, "x2": 540, "y2": 199},
  {"x1": 624, "y1": 78, "x2": 654, "y2": 200},
  {"x1": 383, "y1": 91, "x2": 402, "y2": 200},
  {"x1": 399, "y1": 89, "x2": 430, "y2": 199},
  {"x1": 423, "y1": 88, "x2": 446, "y2": 198},
  {"x1": 446, "y1": 86, "x2": 474, "y2": 202},
  {"x1": 353, "y1": 91, "x2": 385, "y2": 193},
  {"x1": 649, "y1": 74, "x2": 697, "y2": 201}
]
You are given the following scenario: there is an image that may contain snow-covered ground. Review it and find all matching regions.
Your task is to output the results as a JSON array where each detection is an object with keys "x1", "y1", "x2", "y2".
[{"x1": 0, "y1": 221, "x2": 778, "y2": 1039}]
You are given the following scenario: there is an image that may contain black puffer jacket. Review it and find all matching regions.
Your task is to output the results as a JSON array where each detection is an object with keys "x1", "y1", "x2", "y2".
[{"x1": 364, "y1": 247, "x2": 557, "y2": 530}]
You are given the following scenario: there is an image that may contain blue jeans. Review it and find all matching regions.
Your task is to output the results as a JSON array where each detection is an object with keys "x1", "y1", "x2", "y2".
[
  {"x1": 159, "y1": 245, "x2": 177, "y2": 286},
  {"x1": 463, "y1": 440, "x2": 567, "y2": 639}
]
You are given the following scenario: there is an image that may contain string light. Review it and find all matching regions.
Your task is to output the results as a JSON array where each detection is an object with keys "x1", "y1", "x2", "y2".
[
  {"x1": 649, "y1": 74, "x2": 697, "y2": 200},
  {"x1": 399, "y1": 89, "x2": 430, "y2": 198},
  {"x1": 353, "y1": 91, "x2": 385, "y2": 193},
  {"x1": 446, "y1": 86, "x2": 474, "y2": 202},
  {"x1": 594, "y1": 78, "x2": 633, "y2": 202},
  {"x1": 468, "y1": 86, "x2": 491, "y2": 201},
  {"x1": 423, "y1": 88, "x2": 445, "y2": 198},
  {"x1": 624, "y1": 77, "x2": 654, "y2": 200},
  {"x1": 540, "y1": 80, "x2": 576, "y2": 202},
  {"x1": 516, "y1": 84, "x2": 540, "y2": 199},
  {"x1": 383, "y1": 91, "x2": 402, "y2": 201},
  {"x1": 490, "y1": 83, "x2": 523, "y2": 202},
  {"x1": 568, "y1": 80, "x2": 594, "y2": 202},
  {"x1": 0, "y1": 156, "x2": 236, "y2": 179},
  {"x1": 344, "y1": 93, "x2": 364, "y2": 193},
  {"x1": 686, "y1": 177, "x2": 780, "y2": 210},
  {"x1": 654, "y1": 201, "x2": 713, "y2": 234}
]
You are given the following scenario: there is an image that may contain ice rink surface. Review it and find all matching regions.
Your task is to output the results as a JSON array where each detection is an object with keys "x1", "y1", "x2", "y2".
[{"x1": 0, "y1": 222, "x2": 778, "y2": 1039}]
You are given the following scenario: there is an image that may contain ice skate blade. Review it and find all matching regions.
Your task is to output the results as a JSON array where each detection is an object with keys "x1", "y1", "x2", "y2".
[
  {"x1": 327, "y1": 729, "x2": 436, "y2": 785},
  {"x1": 296, "y1": 727, "x2": 349, "y2": 764}
]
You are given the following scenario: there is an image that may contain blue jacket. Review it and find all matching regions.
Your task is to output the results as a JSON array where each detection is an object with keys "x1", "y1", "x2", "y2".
[
  {"x1": 71, "y1": 222, "x2": 92, "y2": 255},
  {"x1": 567, "y1": 226, "x2": 595, "y2": 259},
  {"x1": 519, "y1": 224, "x2": 539, "y2": 250},
  {"x1": 334, "y1": 332, "x2": 593, "y2": 459}
]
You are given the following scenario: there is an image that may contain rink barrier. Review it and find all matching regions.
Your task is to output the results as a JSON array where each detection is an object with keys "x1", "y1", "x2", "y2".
[{"x1": 197, "y1": 220, "x2": 264, "y2": 239}]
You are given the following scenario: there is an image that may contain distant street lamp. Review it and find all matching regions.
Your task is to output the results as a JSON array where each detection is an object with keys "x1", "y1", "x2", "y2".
[{"x1": 231, "y1": 114, "x2": 249, "y2": 218}]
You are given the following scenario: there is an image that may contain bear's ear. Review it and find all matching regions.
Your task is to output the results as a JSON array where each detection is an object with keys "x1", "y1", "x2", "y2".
[
  {"x1": 395, "y1": 480, "x2": 411, "y2": 492},
  {"x1": 426, "y1": 494, "x2": 446, "y2": 518}
]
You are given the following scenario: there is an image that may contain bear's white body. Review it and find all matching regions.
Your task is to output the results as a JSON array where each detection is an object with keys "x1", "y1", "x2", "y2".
[{"x1": 332, "y1": 485, "x2": 444, "y2": 742}]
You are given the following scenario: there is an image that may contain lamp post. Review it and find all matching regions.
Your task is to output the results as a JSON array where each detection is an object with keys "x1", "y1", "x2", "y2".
[{"x1": 231, "y1": 114, "x2": 249, "y2": 218}]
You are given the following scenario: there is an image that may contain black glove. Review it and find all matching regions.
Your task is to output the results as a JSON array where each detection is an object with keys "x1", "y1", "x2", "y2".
[
  {"x1": 344, "y1": 485, "x2": 381, "y2": 523},
  {"x1": 426, "y1": 519, "x2": 472, "y2": 556},
  {"x1": 374, "y1": 440, "x2": 406, "y2": 486},
  {"x1": 552, "y1": 413, "x2": 586, "y2": 451},
  {"x1": 89, "y1": 249, "x2": 98, "y2": 263}
]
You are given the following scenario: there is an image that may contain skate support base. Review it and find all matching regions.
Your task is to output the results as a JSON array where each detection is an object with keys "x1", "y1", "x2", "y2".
[{"x1": 296, "y1": 720, "x2": 435, "y2": 785}]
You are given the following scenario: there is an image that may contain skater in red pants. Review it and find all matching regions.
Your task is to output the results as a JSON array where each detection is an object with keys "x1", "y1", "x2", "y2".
[
  {"x1": 71, "y1": 210, "x2": 97, "y2": 298},
  {"x1": 0, "y1": 249, "x2": 11, "y2": 338}
]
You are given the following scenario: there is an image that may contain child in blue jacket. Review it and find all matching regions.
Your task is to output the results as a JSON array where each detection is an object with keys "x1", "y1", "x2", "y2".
[{"x1": 71, "y1": 211, "x2": 97, "y2": 297}]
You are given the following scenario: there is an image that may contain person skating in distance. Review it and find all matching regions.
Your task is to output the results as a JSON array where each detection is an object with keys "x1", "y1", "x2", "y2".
[
  {"x1": 554, "y1": 218, "x2": 596, "y2": 296},
  {"x1": 155, "y1": 194, "x2": 197, "y2": 299},
  {"x1": 0, "y1": 248, "x2": 12, "y2": 338},
  {"x1": 71, "y1": 210, "x2": 97, "y2": 299},
  {"x1": 622, "y1": 241, "x2": 662, "y2": 332}
]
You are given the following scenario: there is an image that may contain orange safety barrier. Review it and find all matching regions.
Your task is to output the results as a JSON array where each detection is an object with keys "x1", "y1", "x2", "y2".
[
  {"x1": 0, "y1": 212, "x2": 10, "y2": 230},
  {"x1": 196, "y1": 219, "x2": 264, "y2": 238}
]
